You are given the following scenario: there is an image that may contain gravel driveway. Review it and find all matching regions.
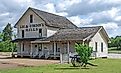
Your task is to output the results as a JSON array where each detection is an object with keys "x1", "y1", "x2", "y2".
[{"x1": 108, "y1": 53, "x2": 121, "y2": 58}]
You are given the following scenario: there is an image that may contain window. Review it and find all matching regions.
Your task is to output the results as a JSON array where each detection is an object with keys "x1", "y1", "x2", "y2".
[
  {"x1": 56, "y1": 43, "x2": 57, "y2": 52},
  {"x1": 56, "y1": 43, "x2": 60, "y2": 52},
  {"x1": 35, "y1": 45, "x2": 37, "y2": 48},
  {"x1": 39, "y1": 29, "x2": 42, "y2": 37},
  {"x1": 52, "y1": 43, "x2": 54, "y2": 52},
  {"x1": 30, "y1": 15, "x2": 33, "y2": 23},
  {"x1": 101, "y1": 42, "x2": 103, "y2": 52},
  {"x1": 39, "y1": 44, "x2": 42, "y2": 51},
  {"x1": 95, "y1": 42, "x2": 97, "y2": 52},
  {"x1": 22, "y1": 30, "x2": 24, "y2": 38},
  {"x1": 22, "y1": 43, "x2": 24, "y2": 51}
]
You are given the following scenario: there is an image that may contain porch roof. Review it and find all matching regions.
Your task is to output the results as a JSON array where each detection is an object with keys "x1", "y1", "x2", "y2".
[
  {"x1": 45, "y1": 26, "x2": 102, "y2": 41},
  {"x1": 11, "y1": 37, "x2": 44, "y2": 42}
]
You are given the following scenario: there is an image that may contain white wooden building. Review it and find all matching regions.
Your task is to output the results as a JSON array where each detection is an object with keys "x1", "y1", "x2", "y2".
[{"x1": 13, "y1": 7, "x2": 110, "y2": 63}]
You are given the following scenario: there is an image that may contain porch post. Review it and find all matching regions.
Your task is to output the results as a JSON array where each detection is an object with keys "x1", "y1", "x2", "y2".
[
  {"x1": 54, "y1": 42, "x2": 56, "y2": 59},
  {"x1": 60, "y1": 53, "x2": 63, "y2": 63},
  {"x1": 21, "y1": 42, "x2": 23, "y2": 57},
  {"x1": 30, "y1": 43, "x2": 32, "y2": 58},
  {"x1": 67, "y1": 41, "x2": 70, "y2": 63},
  {"x1": 82, "y1": 40, "x2": 85, "y2": 45}
]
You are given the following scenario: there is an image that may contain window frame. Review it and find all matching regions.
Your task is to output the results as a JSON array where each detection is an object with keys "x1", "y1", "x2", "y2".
[
  {"x1": 101, "y1": 42, "x2": 103, "y2": 52},
  {"x1": 39, "y1": 29, "x2": 42, "y2": 37},
  {"x1": 30, "y1": 14, "x2": 33, "y2": 23},
  {"x1": 22, "y1": 30, "x2": 24, "y2": 38},
  {"x1": 22, "y1": 43, "x2": 24, "y2": 51},
  {"x1": 95, "y1": 42, "x2": 98, "y2": 52}
]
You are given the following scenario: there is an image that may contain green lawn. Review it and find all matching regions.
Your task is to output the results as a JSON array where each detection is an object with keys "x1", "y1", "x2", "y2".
[{"x1": 0, "y1": 59, "x2": 121, "y2": 73}]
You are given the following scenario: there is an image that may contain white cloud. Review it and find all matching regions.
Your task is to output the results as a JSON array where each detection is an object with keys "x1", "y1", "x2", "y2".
[
  {"x1": 68, "y1": 16, "x2": 90, "y2": 26},
  {"x1": 0, "y1": 0, "x2": 121, "y2": 37},
  {"x1": 44, "y1": 3, "x2": 56, "y2": 13},
  {"x1": 99, "y1": 22, "x2": 119, "y2": 30},
  {"x1": 115, "y1": 16, "x2": 121, "y2": 21},
  {"x1": 57, "y1": 0, "x2": 81, "y2": 11},
  {"x1": 0, "y1": 12, "x2": 9, "y2": 17}
]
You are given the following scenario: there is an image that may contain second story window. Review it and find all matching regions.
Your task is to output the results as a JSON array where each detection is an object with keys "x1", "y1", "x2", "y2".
[
  {"x1": 22, "y1": 30, "x2": 24, "y2": 38},
  {"x1": 30, "y1": 15, "x2": 33, "y2": 23},
  {"x1": 39, "y1": 29, "x2": 42, "y2": 37}
]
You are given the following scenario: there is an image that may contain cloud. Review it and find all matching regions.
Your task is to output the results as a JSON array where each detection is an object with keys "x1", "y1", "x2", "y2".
[
  {"x1": 61, "y1": 0, "x2": 121, "y2": 16},
  {"x1": 68, "y1": 16, "x2": 90, "y2": 26},
  {"x1": 0, "y1": 0, "x2": 121, "y2": 37},
  {"x1": 99, "y1": 22, "x2": 119, "y2": 30}
]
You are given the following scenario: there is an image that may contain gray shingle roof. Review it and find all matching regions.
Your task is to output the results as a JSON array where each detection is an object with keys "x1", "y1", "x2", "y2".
[
  {"x1": 14, "y1": 7, "x2": 77, "y2": 28},
  {"x1": 31, "y1": 7, "x2": 77, "y2": 28},
  {"x1": 45, "y1": 26, "x2": 102, "y2": 41}
]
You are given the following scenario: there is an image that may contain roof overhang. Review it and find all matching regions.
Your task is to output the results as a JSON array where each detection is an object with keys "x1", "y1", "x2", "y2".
[
  {"x1": 31, "y1": 40, "x2": 50, "y2": 43},
  {"x1": 11, "y1": 38, "x2": 44, "y2": 42}
]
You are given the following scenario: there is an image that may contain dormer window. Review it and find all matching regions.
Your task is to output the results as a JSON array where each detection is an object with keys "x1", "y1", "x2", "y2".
[{"x1": 30, "y1": 15, "x2": 33, "y2": 23}]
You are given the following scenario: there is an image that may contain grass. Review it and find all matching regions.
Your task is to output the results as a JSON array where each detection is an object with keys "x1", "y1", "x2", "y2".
[{"x1": 0, "y1": 59, "x2": 121, "y2": 73}]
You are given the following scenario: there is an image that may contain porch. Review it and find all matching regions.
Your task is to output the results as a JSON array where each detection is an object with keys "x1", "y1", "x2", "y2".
[{"x1": 16, "y1": 40, "x2": 97, "y2": 63}]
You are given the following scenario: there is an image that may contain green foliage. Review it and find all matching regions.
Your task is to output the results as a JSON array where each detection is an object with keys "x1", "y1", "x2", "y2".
[
  {"x1": 109, "y1": 36, "x2": 121, "y2": 50},
  {"x1": 3, "y1": 23, "x2": 12, "y2": 41},
  {"x1": 75, "y1": 43, "x2": 93, "y2": 67},
  {"x1": 0, "y1": 23, "x2": 16, "y2": 52}
]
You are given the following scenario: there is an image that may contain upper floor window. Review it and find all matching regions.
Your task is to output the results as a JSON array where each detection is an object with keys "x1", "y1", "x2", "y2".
[
  {"x1": 39, "y1": 29, "x2": 42, "y2": 37},
  {"x1": 101, "y1": 42, "x2": 103, "y2": 52},
  {"x1": 30, "y1": 15, "x2": 33, "y2": 23},
  {"x1": 22, "y1": 30, "x2": 24, "y2": 38}
]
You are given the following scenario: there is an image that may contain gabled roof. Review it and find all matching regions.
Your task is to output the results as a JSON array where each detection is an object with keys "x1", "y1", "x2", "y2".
[
  {"x1": 14, "y1": 7, "x2": 77, "y2": 29},
  {"x1": 46, "y1": 26, "x2": 109, "y2": 41}
]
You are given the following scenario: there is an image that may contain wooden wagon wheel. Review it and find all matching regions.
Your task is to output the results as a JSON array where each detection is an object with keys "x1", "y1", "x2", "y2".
[{"x1": 71, "y1": 57, "x2": 81, "y2": 67}]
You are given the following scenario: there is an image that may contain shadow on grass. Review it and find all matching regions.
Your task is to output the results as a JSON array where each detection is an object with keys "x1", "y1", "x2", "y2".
[
  {"x1": 55, "y1": 67, "x2": 80, "y2": 70},
  {"x1": 55, "y1": 66, "x2": 91, "y2": 70}
]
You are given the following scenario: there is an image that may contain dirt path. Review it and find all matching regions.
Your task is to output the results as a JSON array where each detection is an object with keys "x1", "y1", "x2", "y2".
[{"x1": 0, "y1": 56, "x2": 59, "y2": 69}]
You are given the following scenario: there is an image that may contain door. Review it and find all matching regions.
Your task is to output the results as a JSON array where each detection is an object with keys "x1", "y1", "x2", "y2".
[
  {"x1": 38, "y1": 44, "x2": 43, "y2": 58},
  {"x1": 62, "y1": 43, "x2": 68, "y2": 63},
  {"x1": 22, "y1": 30, "x2": 24, "y2": 38}
]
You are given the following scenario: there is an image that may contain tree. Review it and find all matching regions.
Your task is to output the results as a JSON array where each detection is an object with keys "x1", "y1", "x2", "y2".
[
  {"x1": 3, "y1": 23, "x2": 12, "y2": 41},
  {"x1": 108, "y1": 36, "x2": 121, "y2": 50},
  {"x1": 75, "y1": 43, "x2": 96, "y2": 67},
  {"x1": 0, "y1": 23, "x2": 16, "y2": 52}
]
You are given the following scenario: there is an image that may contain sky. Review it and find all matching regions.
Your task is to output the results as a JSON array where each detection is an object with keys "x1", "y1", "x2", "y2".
[{"x1": 0, "y1": 0, "x2": 121, "y2": 37}]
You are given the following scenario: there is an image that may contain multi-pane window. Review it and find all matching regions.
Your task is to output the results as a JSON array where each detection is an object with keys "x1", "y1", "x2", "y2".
[
  {"x1": 30, "y1": 15, "x2": 33, "y2": 23},
  {"x1": 95, "y1": 42, "x2": 97, "y2": 52},
  {"x1": 101, "y1": 42, "x2": 103, "y2": 52}
]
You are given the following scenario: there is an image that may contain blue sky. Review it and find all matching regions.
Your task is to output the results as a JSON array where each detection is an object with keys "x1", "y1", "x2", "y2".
[{"x1": 0, "y1": 0, "x2": 121, "y2": 37}]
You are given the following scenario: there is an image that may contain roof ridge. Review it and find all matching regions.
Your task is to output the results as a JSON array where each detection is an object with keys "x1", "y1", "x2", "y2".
[{"x1": 29, "y1": 7, "x2": 65, "y2": 18}]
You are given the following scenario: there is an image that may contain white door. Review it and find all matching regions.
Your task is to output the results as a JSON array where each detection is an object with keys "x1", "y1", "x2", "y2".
[{"x1": 62, "y1": 43, "x2": 68, "y2": 63}]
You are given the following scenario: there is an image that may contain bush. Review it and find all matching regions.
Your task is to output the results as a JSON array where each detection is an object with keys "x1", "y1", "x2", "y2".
[{"x1": 75, "y1": 43, "x2": 94, "y2": 67}]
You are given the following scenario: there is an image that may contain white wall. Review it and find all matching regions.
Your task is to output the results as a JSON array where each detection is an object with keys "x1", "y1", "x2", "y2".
[
  {"x1": 47, "y1": 27, "x2": 57, "y2": 37},
  {"x1": 16, "y1": 9, "x2": 47, "y2": 38},
  {"x1": 89, "y1": 31, "x2": 108, "y2": 57},
  {"x1": 16, "y1": 9, "x2": 60, "y2": 39}
]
